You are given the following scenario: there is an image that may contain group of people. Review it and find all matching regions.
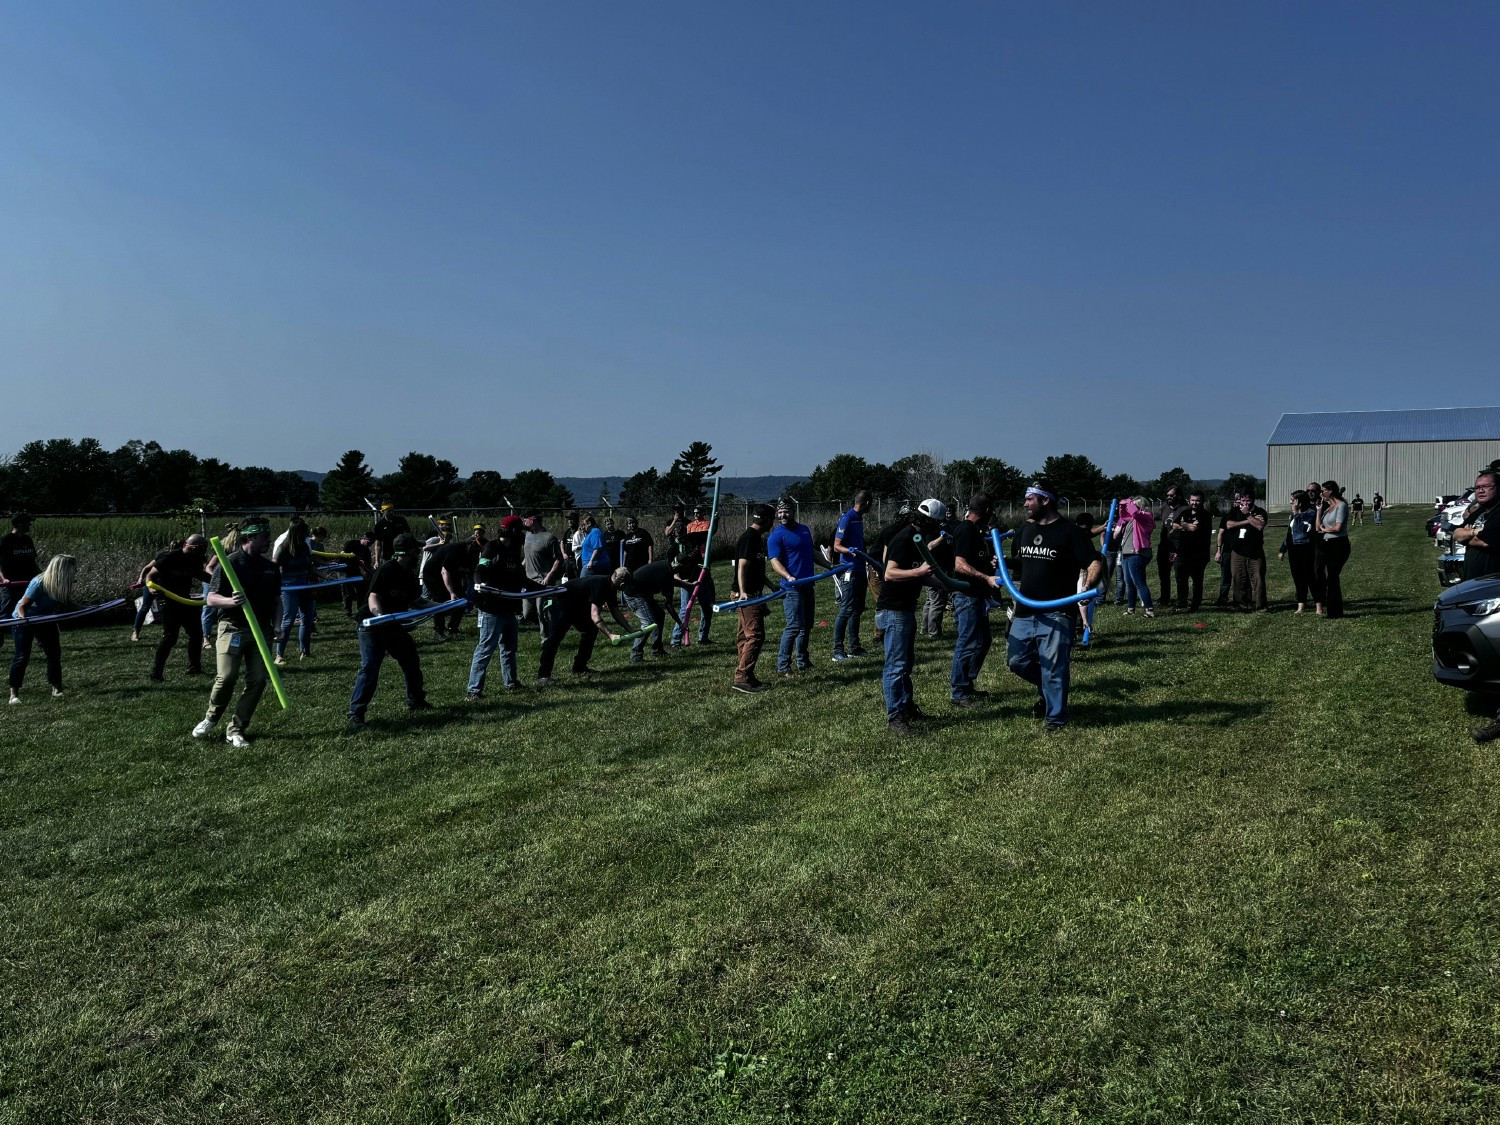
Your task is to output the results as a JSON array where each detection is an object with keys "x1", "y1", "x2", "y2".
[{"x1": 2, "y1": 478, "x2": 1374, "y2": 740}]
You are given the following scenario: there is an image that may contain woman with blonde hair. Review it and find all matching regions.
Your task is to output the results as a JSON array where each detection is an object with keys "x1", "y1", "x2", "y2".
[{"x1": 9, "y1": 554, "x2": 77, "y2": 703}]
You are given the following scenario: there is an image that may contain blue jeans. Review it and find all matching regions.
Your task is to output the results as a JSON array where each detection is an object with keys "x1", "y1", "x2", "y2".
[
  {"x1": 777, "y1": 585, "x2": 814, "y2": 672},
  {"x1": 876, "y1": 608, "x2": 916, "y2": 720},
  {"x1": 949, "y1": 591, "x2": 992, "y2": 700},
  {"x1": 467, "y1": 610, "x2": 518, "y2": 694},
  {"x1": 1108, "y1": 551, "x2": 1126, "y2": 604},
  {"x1": 624, "y1": 594, "x2": 667, "y2": 660},
  {"x1": 349, "y1": 623, "x2": 426, "y2": 720},
  {"x1": 1122, "y1": 549, "x2": 1154, "y2": 610},
  {"x1": 672, "y1": 574, "x2": 715, "y2": 644},
  {"x1": 276, "y1": 589, "x2": 317, "y2": 656},
  {"x1": 134, "y1": 589, "x2": 156, "y2": 631},
  {"x1": 1007, "y1": 611, "x2": 1075, "y2": 727},
  {"x1": 832, "y1": 566, "x2": 867, "y2": 654}
]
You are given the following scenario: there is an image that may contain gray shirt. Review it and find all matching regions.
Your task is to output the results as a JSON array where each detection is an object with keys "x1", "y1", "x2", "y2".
[{"x1": 523, "y1": 530, "x2": 563, "y2": 583}]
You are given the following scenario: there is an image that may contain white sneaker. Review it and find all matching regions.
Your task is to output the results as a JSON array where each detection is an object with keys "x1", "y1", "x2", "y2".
[
  {"x1": 225, "y1": 731, "x2": 251, "y2": 750},
  {"x1": 7, "y1": 696, "x2": 18, "y2": 706},
  {"x1": 50, "y1": 687, "x2": 63, "y2": 698},
  {"x1": 192, "y1": 719, "x2": 216, "y2": 738}
]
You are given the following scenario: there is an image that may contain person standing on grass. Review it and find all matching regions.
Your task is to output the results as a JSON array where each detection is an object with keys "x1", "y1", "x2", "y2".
[
  {"x1": 145, "y1": 535, "x2": 212, "y2": 681},
  {"x1": 1225, "y1": 492, "x2": 1269, "y2": 611},
  {"x1": 1169, "y1": 491, "x2": 1212, "y2": 611},
  {"x1": 348, "y1": 534, "x2": 431, "y2": 731},
  {"x1": 1155, "y1": 487, "x2": 1185, "y2": 605},
  {"x1": 1351, "y1": 493, "x2": 1364, "y2": 524},
  {"x1": 618, "y1": 557, "x2": 689, "y2": 664},
  {"x1": 521, "y1": 512, "x2": 565, "y2": 641},
  {"x1": 831, "y1": 490, "x2": 872, "y2": 661},
  {"x1": 768, "y1": 501, "x2": 816, "y2": 676},
  {"x1": 466, "y1": 517, "x2": 527, "y2": 700},
  {"x1": 1314, "y1": 481, "x2": 1351, "y2": 619},
  {"x1": 1213, "y1": 492, "x2": 1240, "y2": 608},
  {"x1": 193, "y1": 516, "x2": 280, "y2": 750},
  {"x1": 949, "y1": 493, "x2": 1001, "y2": 707},
  {"x1": 1006, "y1": 482, "x2": 1102, "y2": 733},
  {"x1": 878, "y1": 501, "x2": 938, "y2": 735},
  {"x1": 535, "y1": 570, "x2": 632, "y2": 685},
  {"x1": 672, "y1": 504, "x2": 716, "y2": 647},
  {"x1": 620, "y1": 515, "x2": 653, "y2": 571},
  {"x1": 1372, "y1": 492, "x2": 1384, "y2": 525},
  {"x1": 8, "y1": 554, "x2": 77, "y2": 705},
  {"x1": 341, "y1": 531, "x2": 374, "y2": 618},
  {"x1": 129, "y1": 551, "x2": 158, "y2": 643},
  {"x1": 0, "y1": 513, "x2": 40, "y2": 654},
  {"x1": 1113, "y1": 497, "x2": 1157, "y2": 617},
  {"x1": 1277, "y1": 491, "x2": 1321, "y2": 614},
  {"x1": 427, "y1": 535, "x2": 478, "y2": 640},
  {"x1": 272, "y1": 516, "x2": 319, "y2": 665},
  {"x1": 866, "y1": 500, "x2": 913, "y2": 648},
  {"x1": 1455, "y1": 471, "x2": 1500, "y2": 583},
  {"x1": 728, "y1": 504, "x2": 774, "y2": 693},
  {"x1": 370, "y1": 502, "x2": 411, "y2": 569}
]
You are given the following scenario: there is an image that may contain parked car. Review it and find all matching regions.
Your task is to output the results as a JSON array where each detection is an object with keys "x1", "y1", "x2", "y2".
[
  {"x1": 1435, "y1": 491, "x2": 1473, "y2": 586},
  {"x1": 1433, "y1": 575, "x2": 1500, "y2": 693}
]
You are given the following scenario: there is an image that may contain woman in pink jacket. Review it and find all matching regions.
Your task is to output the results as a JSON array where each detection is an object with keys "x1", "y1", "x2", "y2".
[{"x1": 1112, "y1": 497, "x2": 1157, "y2": 617}]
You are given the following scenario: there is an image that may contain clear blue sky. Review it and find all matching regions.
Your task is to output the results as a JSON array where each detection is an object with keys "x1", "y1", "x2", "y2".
[{"x1": 3, "y1": 2, "x2": 1496, "y2": 482}]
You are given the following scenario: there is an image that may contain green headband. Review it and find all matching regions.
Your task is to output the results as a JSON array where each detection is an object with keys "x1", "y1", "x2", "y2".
[{"x1": 240, "y1": 522, "x2": 270, "y2": 536}]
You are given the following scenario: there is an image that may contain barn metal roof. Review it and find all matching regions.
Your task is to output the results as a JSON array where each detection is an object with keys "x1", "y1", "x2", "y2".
[{"x1": 1267, "y1": 408, "x2": 1500, "y2": 445}]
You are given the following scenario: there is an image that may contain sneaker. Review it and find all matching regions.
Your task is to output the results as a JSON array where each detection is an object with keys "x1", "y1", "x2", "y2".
[
  {"x1": 848, "y1": 647, "x2": 869, "y2": 657},
  {"x1": 345, "y1": 718, "x2": 367, "y2": 735},
  {"x1": 535, "y1": 677, "x2": 551, "y2": 687},
  {"x1": 731, "y1": 681, "x2": 766, "y2": 694},
  {"x1": 1144, "y1": 609, "x2": 1155, "y2": 619},
  {"x1": 130, "y1": 631, "x2": 140, "y2": 642},
  {"x1": 192, "y1": 718, "x2": 216, "y2": 738},
  {"x1": 273, "y1": 655, "x2": 287, "y2": 666},
  {"x1": 950, "y1": 695, "x2": 979, "y2": 709},
  {"x1": 832, "y1": 652, "x2": 849, "y2": 663},
  {"x1": 7, "y1": 696, "x2": 18, "y2": 706},
  {"x1": 887, "y1": 717, "x2": 916, "y2": 736},
  {"x1": 1043, "y1": 723, "x2": 1067, "y2": 735},
  {"x1": 465, "y1": 692, "x2": 482, "y2": 702},
  {"x1": 225, "y1": 731, "x2": 251, "y2": 750},
  {"x1": 904, "y1": 706, "x2": 932, "y2": 724},
  {"x1": 408, "y1": 700, "x2": 433, "y2": 712},
  {"x1": 1473, "y1": 717, "x2": 1500, "y2": 744}
]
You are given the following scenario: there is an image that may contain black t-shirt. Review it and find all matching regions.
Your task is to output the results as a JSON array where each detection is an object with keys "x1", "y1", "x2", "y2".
[
  {"x1": 0, "y1": 532, "x2": 39, "y2": 583},
  {"x1": 473, "y1": 539, "x2": 527, "y2": 614},
  {"x1": 621, "y1": 528, "x2": 653, "y2": 571},
  {"x1": 152, "y1": 548, "x2": 210, "y2": 598},
  {"x1": 214, "y1": 549, "x2": 281, "y2": 630},
  {"x1": 625, "y1": 559, "x2": 677, "y2": 600},
  {"x1": 732, "y1": 528, "x2": 768, "y2": 596},
  {"x1": 949, "y1": 520, "x2": 994, "y2": 598},
  {"x1": 1157, "y1": 504, "x2": 1184, "y2": 547},
  {"x1": 876, "y1": 528, "x2": 925, "y2": 612},
  {"x1": 870, "y1": 518, "x2": 910, "y2": 565},
  {"x1": 1172, "y1": 505, "x2": 1213, "y2": 557},
  {"x1": 1227, "y1": 506, "x2": 1268, "y2": 558},
  {"x1": 372, "y1": 515, "x2": 411, "y2": 554},
  {"x1": 430, "y1": 541, "x2": 478, "y2": 584},
  {"x1": 365, "y1": 559, "x2": 420, "y2": 620},
  {"x1": 1463, "y1": 501, "x2": 1500, "y2": 581},
  {"x1": 1010, "y1": 518, "x2": 1094, "y2": 619},
  {"x1": 565, "y1": 574, "x2": 616, "y2": 619}
]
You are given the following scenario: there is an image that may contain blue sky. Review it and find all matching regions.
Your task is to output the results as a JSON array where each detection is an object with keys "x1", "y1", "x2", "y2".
[{"x1": 3, "y1": 2, "x2": 1496, "y2": 482}]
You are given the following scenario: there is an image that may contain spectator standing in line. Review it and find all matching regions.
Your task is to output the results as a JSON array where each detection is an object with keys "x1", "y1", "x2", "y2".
[
  {"x1": 1224, "y1": 492, "x2": 1270, "y2": 611},
  {"x1": 729, "y1": 504, "x2": 774, "y2": 693},
  {"x1": 620, "y1": 516, "x2": 653, "y2": 571},
  {"x1": 949, "y1": 493, "x2": 1000, "y2": 707},
  {"x1": 1006, "y1": 482, "x2": 1103, "y2": 732},
  {"x1": 347, "y1": 533, "x2": 431, "y2": 730},
  {"x1": 1214, "y1": 493, "x2": 1240, "y2": 607},
  {"x1": 672, "y1": 503, "x2": 716, "y2": 646},
  {"x1": 466, "y1": 516, "x2": 527, "y2": 700},
  {"x1": 1351, "y1": 494, "x2": 1365, "y2": 525},
  {"x1": 602, "y1": 517, "x2": 625, "y2": 570},
  {"x1": 1277, "y1": 490, "x2": 1321, "y2": 614},
  {"x1": 8, "y1": 554, "x2": 77, "y2": 704},
  {"x1": 1113, "y1": 497, "x2": 1157, "y2": 617},
  {"x1": 831, "y1": 490, "x2": 871, "y2": 661},
  {"x1": 562, "y1": 511, "x2": 583, "y2": 579},
  {"x1": 0, "y1": 513, "x2": 40, "y2": 654},
  {"x1": 1170, "y1": 491, "x2": 1213, "y2": 611},
  {"x1": 145, "y1": 534, "x2": 212, "y2": 681},
  {"x1": 521, "y1": 512, "x2": 565, "y2": 640},
  {"x1": 1314, "y1": 481, "x2": 1351, "y2": 619},
  {"x1": 768, "y1": 501, "x2": 817, "y2": 676},
  {"x1": 1155, "y1": 487, "x2": 1184, "y2": 605},
  {"x1": 877, "y1": 502, "x2": 939, "y2": 735},
  {"x1": 577, "y1": 513, "x2": 610, "y2": 576},
  {"x1": 193, "y1": 516, "x2": 280, "y2": 749}
]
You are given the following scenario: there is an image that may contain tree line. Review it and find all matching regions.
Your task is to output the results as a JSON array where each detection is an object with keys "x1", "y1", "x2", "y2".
[{"x1": 0, "y1": 436, "x2": 1264, "y2": 515}]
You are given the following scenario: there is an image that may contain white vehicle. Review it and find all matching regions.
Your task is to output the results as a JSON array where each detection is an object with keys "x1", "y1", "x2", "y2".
[{"x1": 1437, "y1": 490, "x2": 1474, "y2": 587}]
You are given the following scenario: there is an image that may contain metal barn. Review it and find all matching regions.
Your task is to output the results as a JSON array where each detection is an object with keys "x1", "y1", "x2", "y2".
[{"x1": 1266, "y1": 408, "x2": 1500, "y2": 510}]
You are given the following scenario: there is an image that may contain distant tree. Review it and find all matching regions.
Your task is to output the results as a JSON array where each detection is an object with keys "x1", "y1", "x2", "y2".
[
  {"x1": 619, "y1": 467, "x2": 672, "y2": 509},
  {"x1": 804, "y1": 454, "x2": 878, "y2": 503},
  {"x1": 945, "y1": 456, "x2": 1026, "y2": 505},
  {"x1": 1105, "y1": 473, "x2": 1144, "y2": 500},
  {"x1": 666, "y1": 441, "x2": 723, "y2": 503},
  {"x1": 9, "y1": 438, "x2": 115, "y2": 512},
  {"x1": 1144, "y1": 466, "x2": 1194, "y2": 501},
  {"x1": 1222, "y1": 472, "x2": 1266, "y2": 504},
  {"x1": 1037, "y1": 454, "x2": 1109, "y2": 505},
  {"x1": 458, "y1": 470, "x2": 509, "y2": 508},
  {"x1": 509, "y1": 468, "x2": 573, "y2": 511},
  {"x1": 892, "y1": 452, "x2": 948, "y2": 503},
  {"x1": 377, "y1": 452, "x2": 460, "y2": 509},
  {"x1": 321, "y1": 449, "x2": 376, "y2": 510}
]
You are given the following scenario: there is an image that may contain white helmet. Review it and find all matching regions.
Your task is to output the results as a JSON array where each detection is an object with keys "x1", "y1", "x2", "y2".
[{"x1": 917, "y1": 498, "x2": 948, "y2": 523}]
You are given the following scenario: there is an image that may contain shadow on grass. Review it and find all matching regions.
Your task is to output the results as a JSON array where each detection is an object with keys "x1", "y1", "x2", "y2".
[{"x1": 1079, "y1": 696, "x2": 1268, "y2": 726}]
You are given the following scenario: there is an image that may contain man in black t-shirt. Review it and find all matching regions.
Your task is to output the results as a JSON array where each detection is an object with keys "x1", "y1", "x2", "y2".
[
  {"x1": 1213, "y1": 494, "x2": 1239, "y2": 607},
  {"x1": 0, "y1": 513, "x2": 39, "y2": 650},
  {"x1": 1224, "y1": 493, "x2": 1269, "y2": 610},
  {"x1": 621, "y1": 516, "x2": 653, "y2": 571},
  {"x1": 1169, "y1": 491, "x2": 1212, "y2": 610},
  {"x1": 867, "y1": 501, "x2": 913, "y2": 647},
  {"x1": 1155, "y1": 487, "x2": 1184, "y2": 604},
  {"x1": 619, "y1": 558, "x2": 690, "y2": 663},
  {"x1": 949, "y1": 493, "x2": 1002, "y2": 706},
  {"x1": 341, "y1": 532, "x2": 374, "y2": 617},
  {"x1": 877, "y1": 502, "x2": 939, "y2": 734},
  {"x1": 465, "y1": 516, "x2": 529, "y2": 698},
  {"x1": 371, "y1": 503, "x2": 412, "y2": 568},
  {"x1": 1005, "y1": 482, "x2": 1101, "y2": 731},
  {"x1": 537, "y1": 571, "x2": 632, "y2": 683},
  {"x1": 427, "y1": 539, "x2": 478, "y2": 639},
  {"x1": 193, "y1": 517, "x2": 282, "y2": 748},
  {"x1": 729, "y1": 505, "x2": 773, "y2": 692},
  {"x1": 146, "y1": 534, "x2": 212, "y2": 680},
  {"x1": 1456, "y1": 470, "x2": 1500, "y2": 582},
  {"x1": 348, "y1": 533, "x2": 430, "y2": 728}
]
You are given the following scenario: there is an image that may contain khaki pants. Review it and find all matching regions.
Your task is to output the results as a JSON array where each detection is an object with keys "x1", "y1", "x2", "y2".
[
  {"x1": 1229, "y1": 552, "x2": 1266, "y2": 610},
  {"x1": 734, "y1": 603, "x2": 766, "y2": 684},
  {"x1": 205, "y1": 621, "x2": 270, "y2": 737}
]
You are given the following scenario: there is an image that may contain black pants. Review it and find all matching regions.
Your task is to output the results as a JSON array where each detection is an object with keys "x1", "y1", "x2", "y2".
[
  {"x1": 10, "y1": 623, "x2": 61, "y2": 691},
  {"x1": 537, "y1": 606, "x2": 599, "y2": 678},
  {"x1": 1315, "y1": 538, "x2": 1351, "y2": 618},
  {"x1": 1215, "y1": 554, "x2": 1233, "y2": 604},
  {"x1": 1285, "y1": 543, "x2": 1318, "y2": 606},
  {"x1": 349, "y1": 623, "x2": 426, "y2": 720},
  {"x1": 154, "y1": 600, "x2": 203, "y2": 676},
  {"x1": 1157, "y1": 548, "x2": 1175, "y2": 604},
  {"x1": 1175, "y1": 554, "x2": 1208, "y2": 609}
]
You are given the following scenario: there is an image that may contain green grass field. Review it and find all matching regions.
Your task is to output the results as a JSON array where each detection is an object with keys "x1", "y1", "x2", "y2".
[{"x1": 4, "y1": 509, "x2": 1498, "y2": 1123}]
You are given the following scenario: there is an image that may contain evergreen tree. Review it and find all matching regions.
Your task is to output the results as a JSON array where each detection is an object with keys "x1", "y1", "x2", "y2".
[
  {"x1": 666, "y1": 441, "x2": 723, "y2": 503},
  {"x1": 321, "y1": 450, "x2": 376, "y2": 510}
]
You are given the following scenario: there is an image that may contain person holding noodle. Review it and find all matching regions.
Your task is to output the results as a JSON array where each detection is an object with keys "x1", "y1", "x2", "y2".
[{"x1": 8, "y1": 554, "x2": 77, "y2": 704}]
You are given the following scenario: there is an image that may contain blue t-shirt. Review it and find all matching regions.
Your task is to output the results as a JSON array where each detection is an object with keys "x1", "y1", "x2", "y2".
[
  {"x1": 22, "y1": 575, "x2": 64, "y2": 615},
  {"x1": 834, "y1": 509, "x2": 864, "y2": 554},
  {"x1": 580, "y1": 528, "x2": 609, "y2": 573},
  {"x1": 767, "y1": 523, "x2": 815, "y2": 581}
]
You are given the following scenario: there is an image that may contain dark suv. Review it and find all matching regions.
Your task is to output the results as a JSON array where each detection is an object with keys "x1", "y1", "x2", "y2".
[{"x1": 1433, "y1": 576, "x2": 1500, "y2": 692}]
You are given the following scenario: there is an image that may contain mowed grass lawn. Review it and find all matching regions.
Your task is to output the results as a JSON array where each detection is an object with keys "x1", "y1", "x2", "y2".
[{"x1": 3, "y1": 508, "x2": 1498, "y2": 1123}]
